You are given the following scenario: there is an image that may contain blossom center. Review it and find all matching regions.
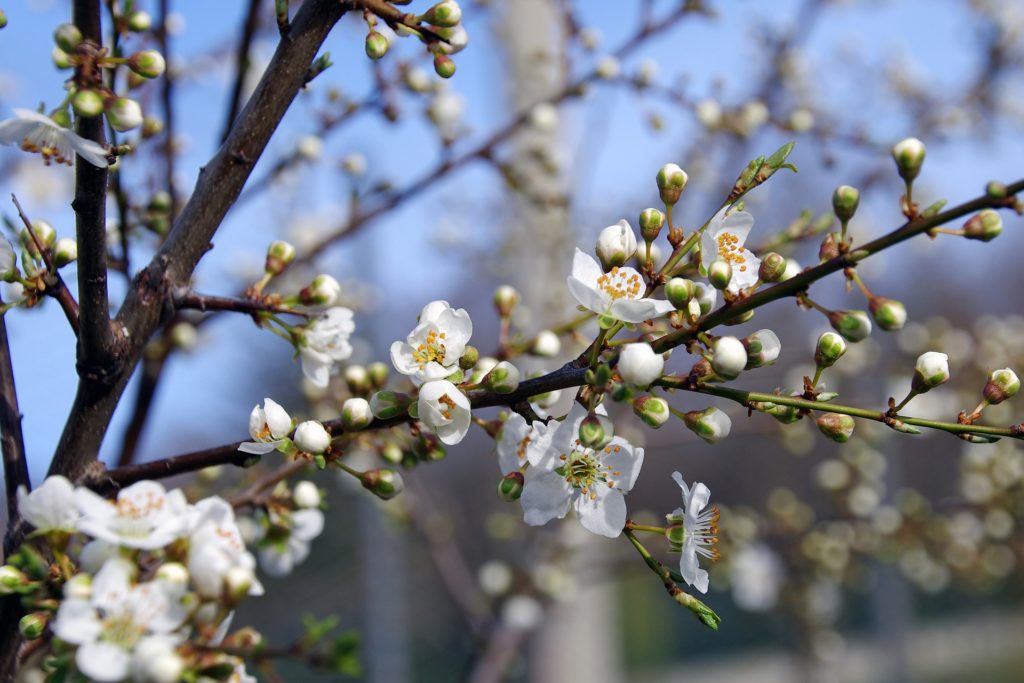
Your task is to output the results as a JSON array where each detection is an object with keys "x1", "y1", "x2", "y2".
[
  {"x1": 558, "y1": 441, "x2": 624, "y2": 500},
  {"x1": 100, "y1": 612, "x2": 145, "y2": 649},
  {"x1": 436, "y1": 393, "x2": 456, "y2": 420},
  {"x1": 596, "y1": 267, "x2": 642, "y2": 301},
  {"x1": 21, "y1": 139, "x2": 72, "y2": 166},
  {"x1": 112, "y1": 493, "x2": 165, "y2": 537},
  {"x1": 715, "y1": 232, "x2": 748, "y2": 273},
  {"x1": 413, "y1": 329, "x2": 448, "y2": 368}
]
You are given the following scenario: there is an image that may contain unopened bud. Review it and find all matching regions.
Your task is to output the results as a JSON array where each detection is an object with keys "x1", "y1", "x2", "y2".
[
  {"x1": 0, "y1": 566, "x2": 26, "y2": 595},
  {"x1": 816, "y1": 412, "x2": 855, "y2": 443},
  {"x1": 342, "y1": 397, "x2": 373, "y2": 431},
  {"x1": 639, "y1": 208, "x2": 665, "y2": 242},
  {"x1": 265, "y1": 240, "x2": 296, "y2": 275},
  {"x1": 300, "y1": 274, "x2": 341, "y2": 306},
  {"x1": 683, "y1": 406, "x2": 732, "y2": 444},
  {"x1": 963, "y1": 209, "x2": 1002, "y2": 242},
  {"x1": 128, "y1": 50, "x2": 166, "y2": 79},
  {"x1": 53, "y1": 238, "x2": 78, "y2": 267},
  {"x1": 618, "y1": 342, "x2": 664, "y2": 387},
  {"x1": 711, "y1": 336, "x2": 747, "y2": 380},
  {"x1": 595, "y1": 219, "x2": 638, "y2": 270},
  {"x1": 818, "y1": 232, "x2": 840, "y2": 262},
  {"x1": 105, "y1": 97, "x2": 143, "y2": 132},
  {"x1": 497, "y1": 471, "x2": 524, "y2": 502},
  {"x1": 827, "y1": 309, "x2": 872, "y2": 342},
  {"x1": 758, "y1": 252, "x2": 786, "y2": 282},
  {"x1": 868, "y1": 296, "x2": 907, "y2": 331},
  {"x1": 983, "y1": 368, "x2": 1020, "y2": 405},
  {"x1": 367, "y1": 361, "x2": 389, "y2": 389},
  {"x1": 63, "y1": 573, "x2": 92, "y2": 599},
  {"x1": 891, "y1": 137, "x2": 926, "y2": 183},
  {"x1": 633, "y1": 395, "x2": 670, "y2": 428},
  {"x1": 0, "y1": 11, "x2": 7, "y2": 29},
  {"x1": 365, "y1": 31, "x2": 389, "y2": 60},
  {"x1": 433, "y1": 53, "x2": 456, "y2": 78},
  {"x1": 425, "y1": 1, "x2": 462, "y2": 27},
  {"x1": 52, "y1": 46, "x2": 72, "y2": 69},
  {"x1": 780, "y1": 258, "x2": 801, "y2": 281},
  {"x1": 0, "y1": 238, "x2": 15, "y2": 282},
  {"x1": 707, "y1": 260, "x2": 733, "y2": 290},
  {"x1": 656, "y1": 163, "x2": 688, "y2": 205},
  {"x1": 694, "y1": 284, "x2": 717, "y2": 316},
  {"x1": 483, "y1": 361, "x2": 520, "y2": 394},
  {"x1": 127, "y1": 10, "x2": 152, "y2": 32},
  {"x1": 912, "y1": 351, "x2": 949, "y2": 391},
  {"x1": 293, "y1": 420, "x2": 330, "y2": 455},
  {"x1": 459, "y1": 345, "x2": 480, "y2": 370},
  {"x1": 532, "y1": 330, "x2": 560, "y2": 357},
  {"x1": 72, "y1": 89, "x2": 104, "y2": 117},
  {"x1": 434, "y1": 24, "x2": 468, "y2": 54},
  {"x1": 343, "y1": 364, "x2": 369, "y2": 395},
  {"x1": 361, "y1": 468, "x2": 404, "y2": 500},
  {"x1": 369, "y1": 391, "x2": 411, "y2": 420},
  {"x1": 815, "y1": 332, "x2": 848, "y2": 368},
  {"x1": 19, "y1": 613, "x2": 46, "y2": 640},
  {"x1": 742, "y1": 329, "x2": 781, "y2": 369},
  {"x1": 224, "y1": 566, "x2": 254, "y2": 603},
  {"x1": 494, "y1": 285, "x2": 519, "y2": 317},
  {"x1": 20, "y1": 220, "x2": 55, "y2": 256},
  {"x1": 665, "y1": 277, "x2": 695, "y2": 309},
  {"x1": 293, "y1": 481, "x2": 322, "y2": 509},
  {"x1": 53, "y1": 23, "x2": 82, "y2": 51},
  {"x1": 578, "y1": 413, "x2": 612, "y2": 449},
  {"x1": 832, "y1": 185, "x2": 860, "y2": 222}
]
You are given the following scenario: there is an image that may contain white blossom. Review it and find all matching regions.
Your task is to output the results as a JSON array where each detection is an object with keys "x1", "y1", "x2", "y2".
[
  {"x1": 257, "y1": 509, "x2": 325, "y2": 577},
  {"x1": 17, "y1": 475, "x2": 79, "y2": 533},
  {"x1": 75, "y1": 481, "x2": 189, "y2": 550},
  {"x1": 391, "y1": 300, "x2": 472, "y2": 383},
  {"x1": 595, "y1": 219, "x2": 638, "y2": 269},
  {"x1": 299, "y1": 307, "x2": 355, "y2": 388},
  {"x1": 417, "y1": 379, "x2": 472, "y2": 445},
  {"x1": 0, "y1": 109, "x2": 108, "y2": 167},
  {"x1": 293, "y1": 420, "x2": 331, "y2": 454},
  {"x1": 496, "y1": 413, "x2": 555, "y2": 474},
  {"x1": 730, "y1": 543, "x2": 783, "y2": 611},
  {"x1": 700, "y1": 206, "x2": 759, "y2": 293},
  {"x1": 238, "y1": 398, "x2": 292, "y2": 454},
  {"x1": 669, "y1": 472, "x2": 719, "y2": 594},
  {"x1": 567, "y1": 249, "x2": 674, "y2": 323},
  {"x1": 711, "y1": 336, "x2": 747, "y2": 380},
  {"x1": 187, "y1": 497, "x2": 263, "y2": 599}
]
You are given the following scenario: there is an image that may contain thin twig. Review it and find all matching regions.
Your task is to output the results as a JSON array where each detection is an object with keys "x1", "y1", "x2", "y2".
[
  {"x1": 222, "y1": 0, "x2": 264, "y2": 143},
  {"x1": 0, "y1": 291, "x2": 29, "y2": 521}
]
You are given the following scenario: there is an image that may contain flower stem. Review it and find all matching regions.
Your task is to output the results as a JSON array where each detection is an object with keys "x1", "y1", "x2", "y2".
[{"x1": 629, "y1": 523, "x2": 667, "y2": 534}]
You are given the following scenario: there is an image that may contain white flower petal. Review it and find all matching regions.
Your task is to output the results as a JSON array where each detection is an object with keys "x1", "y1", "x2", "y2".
[
  {"x1": 520, "y1": 471, "x2": 571, "y2": 526},
  {"x1": 574, "y1": 486, "x2": 626, "y2": 538},
  {"x1": 77, "y1": 640, "x2": 130, "y2": 681}
]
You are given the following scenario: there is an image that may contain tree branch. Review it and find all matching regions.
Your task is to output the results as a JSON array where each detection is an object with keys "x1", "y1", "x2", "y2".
[
  {"x1": 222, "y1": 0, "x2": 264, "y2": 143},
  {"x1": 0, "y1": 292, "x2": 28, "y2": 521}
]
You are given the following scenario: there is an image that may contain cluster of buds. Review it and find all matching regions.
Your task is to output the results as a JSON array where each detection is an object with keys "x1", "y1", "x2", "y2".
[{"x1": 362, "y1": 1, "x2": 468, "y2": 79}]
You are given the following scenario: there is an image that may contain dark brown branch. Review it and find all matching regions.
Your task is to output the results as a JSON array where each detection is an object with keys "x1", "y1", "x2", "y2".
[
  {"x1": 222, "y1": 0, "x2": 264, "y2": 143},
  {"x1": 49, "y1": 0, "x2": 348, "y2": 484},
  {"x1": 157, "y1": 0, "x2": 179, "y2": 216},
  {"x1": 0, "y1": 291, "x2": 29, "y2": 521},
  {"x1": 172, "y1": 289, "x2": 312, "y2": 317}
]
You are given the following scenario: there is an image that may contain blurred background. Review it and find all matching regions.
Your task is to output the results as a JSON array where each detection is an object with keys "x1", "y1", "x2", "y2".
[{"x1": 2, "y1": 0, "x2": 1024, "y2": 681}]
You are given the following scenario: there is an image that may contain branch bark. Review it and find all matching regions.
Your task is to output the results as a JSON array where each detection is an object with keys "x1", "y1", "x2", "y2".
[{"x1": 0, "y1": 293, "x2": 28, "y2": 522}]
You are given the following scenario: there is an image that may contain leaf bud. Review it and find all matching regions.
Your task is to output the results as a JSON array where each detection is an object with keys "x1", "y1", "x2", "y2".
[
  {"x1": 360, "y1": 468, "x2": 404, "y2": 500},
  {"x1": 633, "y1": 395, "x2": 670, "y2": 428},
  {"x1": 891, "y1": 137, "x2": 926, "y2": 183},
  {"x1": 710, "y1": 336, "x2": 747, "y2": 380},
  {"x1": 983, "y1": 368, "x2": 1020, "y2": 405},
  {"x1": 816, "y1": 412, "x2": 855, "y2": 443},
  {"x1": 656, "y1": 163, "x2": 688, "y2": 205},
  {"x1": 639, "y1": 207, "x2": 665, "y2": 242},
  {"x1": 341, "y1": 397, "x2": 373, "y2": 431},
  {"x1": 665, "y1": 277, "x2": 695, "y2": 309},
  {"x1": 962, "y1": 209, "x2": 1002, "y2": 242},
  {"x1": 832, "y1": 185, "x2": 860, "y2": 222},
  {"x1": 494, "y1": 285, "x2": 519, "y2": 317},
  {"x1": 497, "y1": 471, "x2": 524, "y2": 502},
  {"x1": 868, "y1": 296, "x2": 907, "y2": 331},
  {"x1": 818, "y1": 232, "x2": 840, "y2": 262},
  {"x1": 827, "y1": 309, "x2": 872, "y2": 342},
  {"x1": 814, "y1": 332, "x2": 848, "y2": 369},
  {"x1": 682, "y1": 406, "x2": 732, "y2": 444},
  {"x1": 758, "y1": 252, "x2": 786, "y2": 282},
  {"x1": 264, "y1": 240, "x2": 296, "y2": 275},
  {"x1": 368, "y1": 391, "x2": 411, "y2": 420},
  {"x1": 707, "y1": 260, "x2": 733, "y2": 290}
]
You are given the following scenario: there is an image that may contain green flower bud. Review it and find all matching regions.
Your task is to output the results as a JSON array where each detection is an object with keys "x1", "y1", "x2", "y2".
[
  {"x1": 365, "y1": 31, "x2": 389, "y2": 60},
  {"x1": 53, "y1": 23, "x2": 82, "y2": 51},
  {"x1": 0, "y1": 566, "x2": 26, "y2": 595},
  {"x1": 341, "y1": 397, "x2": 373, "y2": 431},
  {"x1": 19, "y1": 613, "x2": 46, "y2": 640},
  {"x1": 425, "y1": 1, "x2": 462, "y2": 27},
  {"x1": 494, "y1": 285, "x2": 519, "y2": 317},
  {"x1": 758, "y1": 252, "x2": 786, "y2": 282},
  {"x1": 53, "y1": 238, "x2": 78, "y2": 267},
  {"x1": 912, "y1": 351, "x2": 949, "y2": 391},
  {"x1": 639, "y1": 207, "x2": 665, "y2": 242},
  {"x1": 983, "y1": 368, "x2": 1020, "y2": 405},
  {"x1": 433, "y1": 53, "x2": 456, "y2": 79},
  {"x1": 141, "y1": 116, "x2": 164, "y2": 138},
  {"x1": 361, "y1": 468, "x2": 404, "y2": 500},
  {"x1": 868, "y1": 296, "x2": 907, "y2": 331},
  {"x1": 832, "y1": 185, "x2": 860, "y2": 222},
  {"x1": 578, "y1": 413, "x2": 613, "y2": 449},
  {"x1": 459, "y1": 345, "x2": 480, "y2": 370},
  {"x1": 20, "y1": 220, "x2": 56, "y2": 257},
  {"x1": 497, "y1": 471, "x2": 524, "y2": 502},
  {"x1": 986, "y1": 181, "x2": 1007, "y2": 199},
  {"x1": 128, "y1": 50, "x2": 166, "y2": 79},
  {"x1": 682, "y1": 406, "x2": 732, "y2": 444},
  {"x1": 72, "y1": 89, "x2": 104, "y2": 117},
  {"x1": 381, "y1": 441, "x2": 404, "y2": 464},
  {"x1": 814, "y1": 332, "x2": 847, "y2": 368},
  {"x1": 891, "y1": 137, "x2": 925, "y2": 183},
  {"x1": 368, "y1": 391, "x2": 412, "y2": 420},
  {"x1": 707, "y1": 260, "x2": 732, "y2": 290},
  {"x1": 665, "y1": 277, "x2": 695, "y2": 309},
  {"x1": 367, "y1": 361, "x2": 389, "y2": 389},
  {"x1": 656, "y1": 163, "x2": 688, "y2": 205},
  {"x1": 816, "y1": 412, "x2": 855, "y2": 443},
  {"x1": 827, "y1": 309, "x2": 872, "y2": 342},
  {"x1": 52, "y1": 46, "x2": 72, "y2": 69},
  {"x1": 264, "y1": 240, "x2": 296, "y2": 275},
  {"x1": 963, "y1": 209, "x2": 1002, "y2": 242},
  {"x1": 105, "y1": 97, "x2": 143, "y2": 132},
  {"x1": 127, "y1": 10, "x2": 152, "y2": 32},
  {"x1": 633, "y1": 395, "x2": 670, "y2": 428},
  {"x1": 483, "y1": 361, "x2": 520, "y2": 394},
  {"x1": 742, "y1": 329, "x2": 781, "y2": 369}
]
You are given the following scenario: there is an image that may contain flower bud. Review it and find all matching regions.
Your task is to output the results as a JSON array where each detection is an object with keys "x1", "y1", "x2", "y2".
[
  {"x1": 459, "y1": 346, "x2": 481, "y2": 371},
  {"x1": 757, "y1": 252, "x2": 786, "y2": 283},
  {"x1": 497, "y1": 471, "x2": 524, "y2": 502},
  {"x1": 425, "y1": 1, "x2": 462, "y2": 27},
  {"x1": 265, "y1": 240, "x2": 296, "y2": 275},
  {"x1": 433, "y1": 53, "x2": 456, "y2": 78},
  {"x1": 891, "y1": 137, "x2": 925, "y2": 182},
  {"x1": 832, "y1": 185, "x2": 860, "y2": 222},
  {"x1": 815, "y1": 332, "x2": 848, "y2": 368},
  {"x1": 711, "y1": 336, "x2": 747, "y2": 380},
  {"x1": 483, "y1": 361, "x2": 520, "y2": 394},
  {"x1": 827, "y1": 309, "x2": 872, "y2": 342},
  {"x1": 365, "y1": 31, "x2": 389, "y2": 60},
  {"x1": 341, "y1": 397, "x2": 373, "y2": 431},
  {"x1": 781, "y1": 258, "x2": 801, "y2": 281},
  {"x1": 128, "y1": 50, "x2": 166, "y2": 79},
  {"x1": 912, "y1": 351, "x2": 949, "y2": 391},
  {"x1": 963, "y1": 209, "x2": 1002, "y2": 242},
  {"x1": 293, "y1": 420, "x2": 330, "y2": 454},
  {"x1": 595, "y1": 219, "x2": 638, "y2": 270},
  {"x1": 53, "y1": 23, "x2": 82, "y2": 51},
  {"x1": 531, "y1": 330, "x2": 560, "y2": 357},
  {"x1": 300, "y1": 274, "x2": 341, "y2": 305},
  {"x1": 343, "y1": 364, "x2": 369, "y2": 395},
  {"x1": 494, "y1": 285, "x2": 519, "y2": 317},
  {"x1": 127, "y1": 10, "x2": 152, "y2": 32},
  {"x1": 665, "y1": 277, "x2": 695, "y2": 309},
  {"x1": 0, "y1": 566, "x2": 26, "y2": 595},
  {"x1": 367, "y1": 361, "x2": 389, "y2": 389},
  {"x1": 0, "y1": 238, "x2": 15, "y2": 282},
  {"x1": 361, "y1": 468, "x2": 404, "y2": 500},
  {"x1": 155, "y1": 563, "x2": 189, "y2": 596},
  {"x1": 868, "y1": 296, "x2": 907, "y2": 331},
  {"x1": 223, "y1": 566, "x2": 254, "y2": 604},
  {"x1": 0, "y1": 11, "x2": 6, "y2": 29},
  {"x1": 293, "y1": 481, "x2": 322, "y2": 509},
  {"x1": 105, "y1": 97, "x2": 143, "y2": 132},
  {"x1": 72, "y1": 89, "x2": 104, "y2": 117},
  {"x1": 52, "y1": 46, "x2": 72, "y2": 69},
  {"x1": 683, "y1": 406, "x2": 732, "y2": 444},
  {"x1": 694, "y1": 284, "x2": 717, "y2": 316},
  {"x1": 51, "y1": 238, "x2": 79, "y2": 267},
  {"x1": 369, "y1": 391, "x2": 412, "y2": 420},
  {"x1": 633, "y1": 395, "x2": 670, "y2": 428},
  {"x1": 656, "y1": 163, "x2": 688, "y2": 205},
  {"x1": 707, "y1": 260, "x2": 733, "y2": 290},
  {"x1": 435, "y1": 24, "x2": 468, "y2": 54},
  {"x1": 639, "y1": 208, "x2": 665, "y2": 242},
  {"x1": 63, "y1": 573, "x2": 92, "y2": 599},
  {"x1": 596, "y1": 55, "x2": 620, "y2": 79},
  {"x1": 578, "y1": 414, "x2": 613, "y2": 449},
  {"x1": 816, "y1": 412, "x2": 855, "y2": 443},
  {"x1": 818, "y1": 232, "x2": 840, "y2": 262},
  {"x1": 618, "y1": 342, "x2": 664, "y2": 387},
  {"x1": 20, "y1": 220, "x2": 55, "y2": 257},
  {"x1": 983, "y1": 368, "x2": 1020, "y2": 405},
  {"x1": 19, "y1": 613, "x2": 47, "y2": 639},
  {"x1": 742, "y1": 329, "x2": 781, "y2": 369}
]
